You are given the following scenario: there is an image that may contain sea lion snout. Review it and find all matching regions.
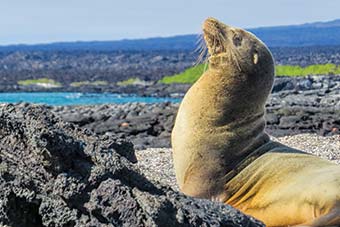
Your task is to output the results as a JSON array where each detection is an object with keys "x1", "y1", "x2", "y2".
[
  {"x1": 203, "y1": 17, "x2": 222, "y2": 29},
  {"x1": 203, "y1": 17, "x2": 229, "y2": 30},
  {"x1": 203, "y1": 17, "x2": 228, "y2": 37},
  {"x1": 203, "y1": 17, "x2": 231, "y2": 56}
]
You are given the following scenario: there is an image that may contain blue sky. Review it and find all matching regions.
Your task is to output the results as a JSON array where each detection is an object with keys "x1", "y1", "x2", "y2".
[{"x1": 1, "y1": 0, "x2": 339, "y2": 45}]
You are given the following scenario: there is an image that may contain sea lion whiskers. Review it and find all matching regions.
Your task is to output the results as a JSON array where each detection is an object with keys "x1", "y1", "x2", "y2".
[
  {"x1": 194, "y1": 34, "x2": 209, "y2": 73},
  {"x1": 195, "y1": 33, "x2": 209, "y2": 66},
  {"x1": 203, "y1": 22, "x2": 243, "y2": 72},
  {"x1": 196, "y1": 46, "x2": 209, "y2": 67},
  {"x1": 194, "y1": 34, "x2": 206, "y2": 53},
  {"x1": 216, "y1": 34, "x2": 226, "y2": 65},
  {"x1": 213, "y1": 34, "x2": 233, "y2": 66},
  {"x1": 195, "y1": 47, "x2": 207, "y2": 66},
  {"x1": 230, "y1": 49, "x2": 242, "y2": 71},
  {"x1": 196, "y1": 33, "x2": 204, "y2": 44},
  {"x1": 203, "y1": 61, "x2": 209, "y2": 72},
  {"x1": 216, "y1": 32, "x2": 243, "y2": 71},
  {"x1": 216, "y1": 32, "x2": 227, "y2": 51}
]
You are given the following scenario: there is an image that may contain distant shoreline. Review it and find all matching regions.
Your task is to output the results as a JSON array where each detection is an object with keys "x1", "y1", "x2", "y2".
[
  {"x1": 1, "y1": 18, "x2": 340, "y2": 50},
  {"x1": 0, "y1": 75, "x2": 338, "y2": 98}
]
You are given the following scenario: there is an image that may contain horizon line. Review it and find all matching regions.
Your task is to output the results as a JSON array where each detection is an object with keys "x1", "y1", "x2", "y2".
[{"x1": 1, "y1": 17, "x2": 339, "y2": 47}]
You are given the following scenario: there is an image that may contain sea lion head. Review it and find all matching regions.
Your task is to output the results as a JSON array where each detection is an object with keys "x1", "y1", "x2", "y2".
[{"x1": 202, "y1": 17, "x2": 274, "y2": 75}]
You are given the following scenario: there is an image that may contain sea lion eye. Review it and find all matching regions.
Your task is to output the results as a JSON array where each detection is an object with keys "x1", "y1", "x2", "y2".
[{"x1": 233, "y1": 35, "x2": 242, "y2": 47}]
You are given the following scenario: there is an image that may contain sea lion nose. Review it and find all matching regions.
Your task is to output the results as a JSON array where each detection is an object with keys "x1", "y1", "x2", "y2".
[
  {"x1": 203, "y1": 17, "x2": 219, "y2": 29},
  {"x1": 205, "y1": 17, "x2": 219, "y2": 24},
  {"x1": 203, "y1": 17, "x2": 229, "y2": 34}
]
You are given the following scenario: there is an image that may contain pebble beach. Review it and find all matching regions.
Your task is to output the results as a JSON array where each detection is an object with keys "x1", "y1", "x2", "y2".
[{"x1": 136, "y1": 133, "x2": 340, "y2": 191}]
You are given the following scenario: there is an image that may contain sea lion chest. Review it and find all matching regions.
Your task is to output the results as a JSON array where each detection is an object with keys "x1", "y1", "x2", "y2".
[{"x1": 172, "y1": 69, "x2": 266, "y2": 198}]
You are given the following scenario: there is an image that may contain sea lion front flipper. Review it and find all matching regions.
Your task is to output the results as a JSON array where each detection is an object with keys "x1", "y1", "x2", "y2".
[{"x1": 307, "y1": 204, "x2": 340, "y2": 227}]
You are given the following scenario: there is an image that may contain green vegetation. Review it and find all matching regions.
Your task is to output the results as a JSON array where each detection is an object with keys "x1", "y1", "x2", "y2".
[
  {"x1": 159, "y1": 63, "x2": 340, "y2": 84},
  {"x1": 117, "y1": 78, "x2": 143, "y2": 86},
  {"x1": 159, "y1": 64, "x2": 208, "y2": 84},
  {"x1": 276, "y1": 64, "x2": 340, "y2": 77},
  {"x1": 18, "y1": 78, "x2": 61, "y2": 87},
  {"x1": 70, "y1": 80, "x2": 108, "y2": 87}
]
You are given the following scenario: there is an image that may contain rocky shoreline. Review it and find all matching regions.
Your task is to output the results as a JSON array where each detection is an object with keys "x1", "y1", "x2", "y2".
[
  {"x1": 0, "y1": 74, "x2": 339, "y2": 226},
  {"x1": 50, "y1": 75, "x2": 340, "y2": 149},
  {"x1": 0, "y1": 83, "x2": 191, "y2": 98},
  {"x1": 1, "y1": 74, "x2": 339, "y2": 98},
  {"x1": 0, "y1": 103, "x2": 338, "y2": 226},
  {"x1": 0, "y1": 103, "x2": 264, "y2": 227},
  {"x1": 1, "y1": 46, "x2": 340, "y2": 88}
]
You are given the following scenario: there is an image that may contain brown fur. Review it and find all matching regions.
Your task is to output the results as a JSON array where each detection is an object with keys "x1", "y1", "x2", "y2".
[{"x1": 172, "y1": 17, "x2": 340, "y2": 227}]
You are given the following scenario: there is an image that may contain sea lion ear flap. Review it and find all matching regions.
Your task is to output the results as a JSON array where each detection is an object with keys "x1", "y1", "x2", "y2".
[{"x1": 253, "y1": 51, "x2": 259, "y2": 64}]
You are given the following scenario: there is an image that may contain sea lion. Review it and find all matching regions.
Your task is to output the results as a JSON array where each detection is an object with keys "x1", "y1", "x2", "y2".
[{"x1": 172, "y1": 17, "x2": 340, "y2": 227}]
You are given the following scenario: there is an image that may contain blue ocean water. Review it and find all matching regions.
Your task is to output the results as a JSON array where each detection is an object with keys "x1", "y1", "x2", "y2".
[{"x1": 0, "y1": 92, "x2": 182, "y2": 106}]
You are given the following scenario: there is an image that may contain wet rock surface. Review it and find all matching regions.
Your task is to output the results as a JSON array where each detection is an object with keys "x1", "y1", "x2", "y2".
[
  {"x1": 0, "y1": 103, "x2": 263, "y2": 227},
  {"x1": 53, "y1": 75, "x2": 340, "y2": 149}
]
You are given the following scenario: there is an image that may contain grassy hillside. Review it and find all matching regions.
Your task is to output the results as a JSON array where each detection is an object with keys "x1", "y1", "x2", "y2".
[
  {"x1": 160, "y1": 64, "x2": 208, "y2": 84},
  {"x1": 276, "y1": 64, "x2": 340, "y2": 76},
  {"x1": 159, "y1": 63, "x2": 340, "y2": 84}
]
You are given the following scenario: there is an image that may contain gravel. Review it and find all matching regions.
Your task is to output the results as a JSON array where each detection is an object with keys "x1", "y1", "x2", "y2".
[
  {"x1": 136, "y1": 148, "x2": 179, "y2": 190},
  {"x1": 136, "y1": 133, "x2": 340, "y2": 190},
  {"x1": 271, "y1": 134, "x2": 340, "y2": 164}
]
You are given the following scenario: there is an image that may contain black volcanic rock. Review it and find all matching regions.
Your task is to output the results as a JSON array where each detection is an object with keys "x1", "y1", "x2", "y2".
[
  {"x1": 0, "y1": 51, "x2": 197, "y2": 87},
  {"x1": 0, "y1": 103, "x2": 263, "y2": 227},
  {"x1": 1, "y1": 46, "x2": 340, "y2": 91},
  {"x1": 53, "y1": 102, "x2": 178, "y2": 149},
  {"x1": 52, "y1": 76, "x2": 340, "y2": 149}
]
